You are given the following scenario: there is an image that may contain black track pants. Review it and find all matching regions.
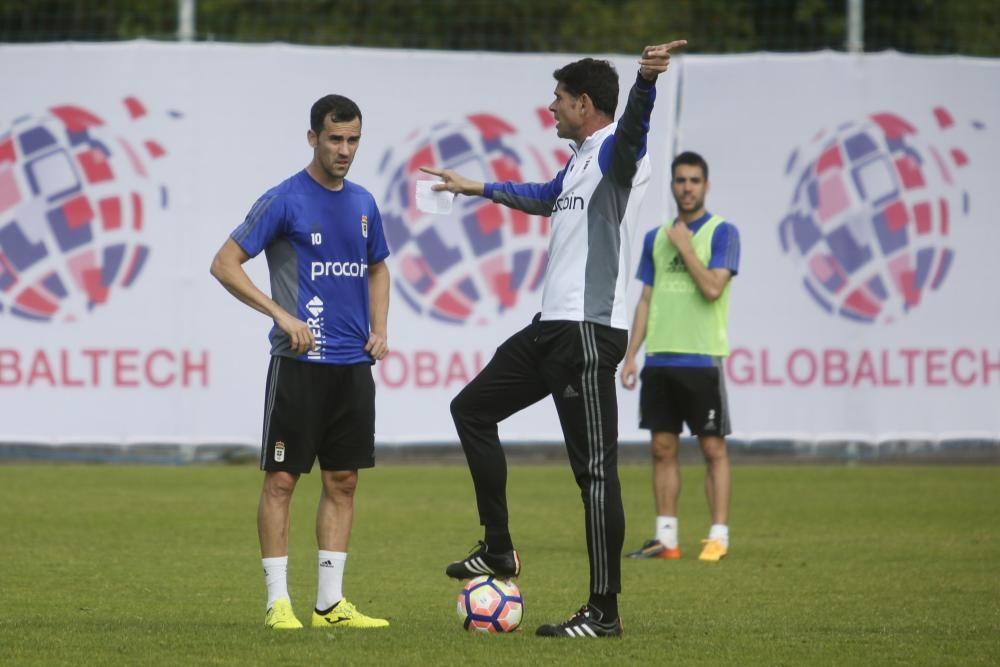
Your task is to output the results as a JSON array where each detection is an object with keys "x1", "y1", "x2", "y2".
[{"x1": 450, "y1": 315, "x2": 627, "y2": 594}]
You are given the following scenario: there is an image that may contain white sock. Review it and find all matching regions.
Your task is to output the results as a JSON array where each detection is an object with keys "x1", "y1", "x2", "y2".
[
  {"x1": 316, "y1": 550, "x2": 348, "y2": 612},
  {"x1": 655, "y1": 516, "x2": 678, "y2": 549},
  {"x1": 262, "y1": 556, "x2": 290, "y2": 609},
  {"x1": 708, "y1": 523, "x2": 729, "y2": 548}
]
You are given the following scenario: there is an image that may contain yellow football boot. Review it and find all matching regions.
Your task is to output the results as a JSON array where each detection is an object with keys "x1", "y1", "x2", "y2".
[
  {"x1": 264, "y1": 597, "x2": 303, "y2": 630},
  {"x1": 311, "y1": 598, "x2": 389, "y2": 629}
]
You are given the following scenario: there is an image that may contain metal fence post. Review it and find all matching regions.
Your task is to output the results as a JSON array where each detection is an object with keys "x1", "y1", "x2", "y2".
[
  {"x1": 847, "y1": 0, "x2": 864, "y2": 53},
  {"x1": 178, "y1": 0, "x2": 196, "y2": 41}
]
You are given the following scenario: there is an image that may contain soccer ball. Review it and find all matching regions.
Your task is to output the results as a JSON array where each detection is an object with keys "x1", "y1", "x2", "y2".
[{"x1": 456, "y1": 575, "x2": 523, "y2": 633}]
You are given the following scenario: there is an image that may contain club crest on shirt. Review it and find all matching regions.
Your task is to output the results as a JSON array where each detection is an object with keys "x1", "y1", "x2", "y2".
[{"x1": 361, "y1": 215, "x2": 368, "y2": 238}]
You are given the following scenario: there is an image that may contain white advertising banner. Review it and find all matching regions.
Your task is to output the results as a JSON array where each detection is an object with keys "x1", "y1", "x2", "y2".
[
  {"x1": 0, "y1": 42, "x2": 676, "y2": 445},
  {"x1": 1, "y1": 45, "x2": 998, "y2": 446},
  {"x1": 679, "y1": 51, "x2": 1000, "y2": 442}
]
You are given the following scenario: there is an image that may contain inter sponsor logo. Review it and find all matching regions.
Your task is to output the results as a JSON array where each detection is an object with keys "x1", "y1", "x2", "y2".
[
  {"x1": 310, "y1": 260, "x2": 369, "y2": 280},
  {"x1": 306, "y1": 295, "x2": 326, "y2": 360}
]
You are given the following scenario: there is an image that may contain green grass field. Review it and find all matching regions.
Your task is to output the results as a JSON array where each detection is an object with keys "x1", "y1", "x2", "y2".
[{"x1": 2, "y1": 462, "x2": 998, "y2": 665}]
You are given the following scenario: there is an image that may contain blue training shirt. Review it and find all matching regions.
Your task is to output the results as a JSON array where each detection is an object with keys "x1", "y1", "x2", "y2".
[
  {"x1": 231, "y1": 169, "x2": 390, "y2": 365},
  {"x1": 636, "y1": 211, "x2": 740, "y2": 367}
]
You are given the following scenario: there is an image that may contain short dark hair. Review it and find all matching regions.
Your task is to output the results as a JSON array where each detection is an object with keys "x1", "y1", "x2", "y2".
[
  {"x1": 552, "y1": 58, "x2": 619, "y2": 117},
  {"x1": 671, "y1": 151, "x2": 709, "y2": 180},
  {"x1": 310, "y1": 94, "x2": 362, "y2": 134}
]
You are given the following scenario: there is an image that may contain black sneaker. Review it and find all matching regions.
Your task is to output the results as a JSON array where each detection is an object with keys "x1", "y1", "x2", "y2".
[
  {"x1": 535, "y1": 604, "x2": 623, "y2": 638},
  {"x1": 445, "y1": 540, "x2": 520, "y2": 579}
]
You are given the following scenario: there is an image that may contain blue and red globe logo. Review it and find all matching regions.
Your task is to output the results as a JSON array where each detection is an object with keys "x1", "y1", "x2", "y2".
[
  {"x1": 378, "y1": 111, "x2": 566, "y2": 325},
  {"x1": 779, "y1": 107, "x2": 981, "y2": 324},
  {"x1": 0, "y1": 97, "x2": 174, "y2": 322}
]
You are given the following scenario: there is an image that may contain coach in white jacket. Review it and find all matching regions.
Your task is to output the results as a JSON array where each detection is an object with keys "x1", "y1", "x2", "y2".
[{"x1": 423, "y1": 40, "x2": 685, "y2": 639}]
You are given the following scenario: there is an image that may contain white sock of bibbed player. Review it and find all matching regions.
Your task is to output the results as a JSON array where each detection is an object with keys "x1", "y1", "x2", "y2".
[
  {"x1": 655, "y1": 516, "x2": 678, "y2": 549},
  {"x1": 708, "y1": 524, "x2": 730, "y2": 549},
  {"x1": 262, "y1": 556, "x2": 290, "y2": 609},
  {"x1": 316, "y1": 550, "x2": 348, "y2": 612}
]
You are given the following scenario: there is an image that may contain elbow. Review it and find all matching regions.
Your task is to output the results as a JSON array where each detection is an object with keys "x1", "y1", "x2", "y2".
[{"x1": 209, "y1": 254, "x2": 227, "y2": 283}]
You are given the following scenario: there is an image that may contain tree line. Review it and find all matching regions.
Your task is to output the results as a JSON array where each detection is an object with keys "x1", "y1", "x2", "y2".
[{"x1": 1, "y1": 0, "x2": 997, "y2": 56}]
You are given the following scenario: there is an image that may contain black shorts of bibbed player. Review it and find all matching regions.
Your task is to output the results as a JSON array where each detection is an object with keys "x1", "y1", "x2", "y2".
[
  {"x1": 259, "y1": 356, "x2": 376, "y2": 472},
  {"x1": 638, "y1": 364, "x2": 732, "y2": 437}
]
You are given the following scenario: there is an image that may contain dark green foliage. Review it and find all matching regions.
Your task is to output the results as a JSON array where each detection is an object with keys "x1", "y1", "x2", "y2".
[{"x1": 0, "y1": 0, "x2": 997, "y2": 55}]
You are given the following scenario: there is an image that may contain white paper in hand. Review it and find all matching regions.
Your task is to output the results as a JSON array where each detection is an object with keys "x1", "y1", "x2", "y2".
[{"x1": 415, "y1": 180, "x2": 455, "y2": 215}]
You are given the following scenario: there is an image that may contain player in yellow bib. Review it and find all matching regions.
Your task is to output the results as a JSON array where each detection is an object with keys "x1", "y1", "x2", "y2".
[{"x1": 620, "y1": 151, "x2": 740, "y2": 562}]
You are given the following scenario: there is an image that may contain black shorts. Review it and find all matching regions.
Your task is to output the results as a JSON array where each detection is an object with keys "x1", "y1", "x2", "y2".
[
  {"x1": 638, "y1": 365, "x2": 732, "y2": 437},
  {"x1": 260, "y1": 356, "x2": 376, "y2": 473}
]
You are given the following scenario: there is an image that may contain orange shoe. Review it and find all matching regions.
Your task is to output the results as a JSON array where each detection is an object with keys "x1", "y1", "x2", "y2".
[{"x1": 626, "y1": 539, "x2": 681, "y2": 560}]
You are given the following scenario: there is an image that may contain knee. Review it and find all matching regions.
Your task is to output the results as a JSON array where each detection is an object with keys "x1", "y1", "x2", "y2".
[
  {"x1": 451, "y1": 390, "x2": 488, "y2": 429},
  {"x1": 324, "y1": 471, "x2": 359, "y2": 502},
  {"x1": 450, "y1": 386, "x2": 477, "y2": 424},
  {"x1": 449, "y1": 393, "x2": 466, "y2": 422},
  {"x1": 650, "y1": 434, "x2": 678, "y2": 463},
  {"x1": 701, "y1": 437, "x2": 728, "y2": 463},
  {"x1": 262, "y1": 471, "x2": 298, "y2": 501}
]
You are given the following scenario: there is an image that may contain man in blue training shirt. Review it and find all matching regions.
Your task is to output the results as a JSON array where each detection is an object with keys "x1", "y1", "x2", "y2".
[
  {"x1": 210, "y1": 94, "x2": 390, "y2": 630},
  {"x1": 620, "y1": 151, "x2": 741, "y2": 564}
]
